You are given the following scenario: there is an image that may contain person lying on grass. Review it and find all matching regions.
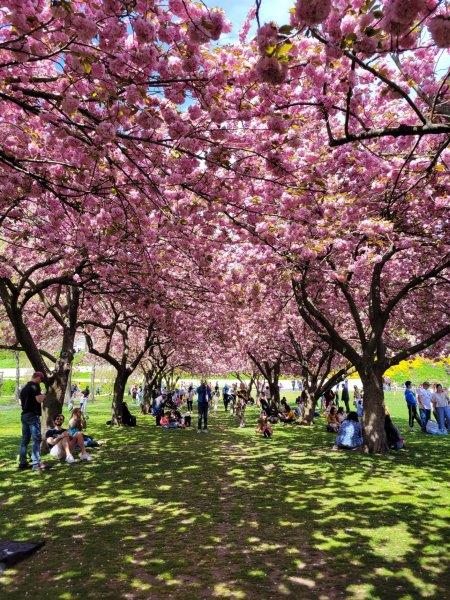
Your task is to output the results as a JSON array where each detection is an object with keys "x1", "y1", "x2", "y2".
[
  {"x1": 46, "y1": 414, "x2": 92, "y2": 463},
  {"x1": 332, "y1": 412, "x2": 363, "y2": 450}
]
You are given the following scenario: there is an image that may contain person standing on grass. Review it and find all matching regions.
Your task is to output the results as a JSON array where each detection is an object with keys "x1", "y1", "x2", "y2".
[
  {"x1": 404, "y1": 381, "x2": 423, "y2": 431},
  {"x1": 417, "y1": 381, "x2": 433, "y2": 430},
  {"x1": 222, "y1": 382, "x2": 230, "y2": 411},
  {"x1": 18, "y1": 371, "x2": 49, "y2": 470},
  {"x1": 187, "y1": 383, "x2": 194, "y2": 411},
  {"x1": 197, "y1": 379, "x2": 211, "y2": 433},
  {"x1": 80, "y1": 386, "x2": 89, "y2": 415},
  {"x1": 431, "y1": 384, "x2": 450, "y2": 433},
  {"x1": 341, "y1": 379, "x2": 350, "y2": 412}
]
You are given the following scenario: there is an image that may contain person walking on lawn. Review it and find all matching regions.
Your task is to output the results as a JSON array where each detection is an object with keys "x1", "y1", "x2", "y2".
[
  {"x1": 197, "y1": 380, "x2": 212, "y2": 433},
  {"x1": 18, "y1": 371, "x2": 49, "y2": 471}
]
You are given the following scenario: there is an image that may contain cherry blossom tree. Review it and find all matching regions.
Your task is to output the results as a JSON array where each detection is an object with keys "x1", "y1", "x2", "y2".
[{"x1": 82, "y1": 298, "x2": 158, "y2": 423}]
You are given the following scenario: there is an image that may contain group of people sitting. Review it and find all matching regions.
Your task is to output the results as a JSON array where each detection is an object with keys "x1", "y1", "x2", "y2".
[
  {"x1": 258, "y1": 393, "x2": 309, "y2": 425},
  {"x1": 324, "y1": 389, "x2": 404, "y2": 451},
  {"x1": 45, "y1": 408, "x2": 94, "y2": 463},
  {"x1": 330, "y1": 409, "x2": 404, "y2": 451},
  {"x1": 160, "y1": 408, "x2": 191, "y2": 429},
  {"x1": 150, "y1": 389, "x2": 195, "y2": 430}
]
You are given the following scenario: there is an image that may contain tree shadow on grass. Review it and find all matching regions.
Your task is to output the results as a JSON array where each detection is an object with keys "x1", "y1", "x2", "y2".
[{"x1": 0, "y1": 406, "x2": 448, "y2": 599}]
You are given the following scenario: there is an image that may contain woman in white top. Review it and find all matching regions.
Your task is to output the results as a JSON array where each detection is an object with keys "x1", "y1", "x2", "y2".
[{"x1": 431, "y1": 384, "x2": 450, "y2": 432}]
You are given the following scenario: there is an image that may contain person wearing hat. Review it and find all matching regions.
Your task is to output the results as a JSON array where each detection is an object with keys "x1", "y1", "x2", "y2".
[
  {"x1": 18, "y1": 371, "x2": 49, "y2": 470},
  {"x1": 417, "y1": 381, "x2": 432, "y2": 431}
]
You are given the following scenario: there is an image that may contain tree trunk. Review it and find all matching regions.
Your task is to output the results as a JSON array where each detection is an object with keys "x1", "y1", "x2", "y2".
[
  {"x1": 142, "y1": 383, "x2": 152, "y2": 414},
  {"x1": 142, "y1": 372, "x2": 156, "y2": 414},
  {"x1": 163, "y1": 369, "x2": 180, "y2": 391},
  {"x1": 302, "y1": 391, "x2": 318, "y2": 425},
  {"x1": 268, "y1": 379, "x2": 280, "y2": 403},
  {"x1": 111, "y1": 369, "x2": 130, "y2": 424},
  {"x1": 142, "y1": 367, "x2": 163, "y2": 414},
  {"x1": 248, "y1": 376, "x2": 255, "y2": 400},
  {"x1": 360, "y1": 368, "x2": 388, "y2": 453},
  {"x1": 41, "y1": 358, "x2": 72, "y2": 453},
  {"x1": 14, "y1": 350, "x2": 20, "y2": 403}
]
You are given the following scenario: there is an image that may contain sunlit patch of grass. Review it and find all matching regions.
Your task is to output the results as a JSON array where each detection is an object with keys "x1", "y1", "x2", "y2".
[
  {"x1": 346, "y1": 583, "x2": 378, "y2": 599},
  {"x1": 130, "y1": 578, "x2": 152, "y2": 591},
  {"x1": 213, "y1": 583, "x2": 246, "y2": 598},
  {"x1": 356, "y1": 523, "x2": 416, "y2": 561},
  {"x1": 247, "y1": 569, "x2": 266, "y2": 579}
]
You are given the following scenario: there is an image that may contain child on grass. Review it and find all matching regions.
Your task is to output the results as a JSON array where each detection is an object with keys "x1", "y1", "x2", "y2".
[
  {"x1": 235, "y1": 393, "x2": 246, "y2": 427},
  {"x1": 257, "y1": 412, "x2": 273, "y2": 438}
]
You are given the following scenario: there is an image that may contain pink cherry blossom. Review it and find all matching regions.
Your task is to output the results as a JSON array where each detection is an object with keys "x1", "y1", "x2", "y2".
[
  {"x1": 428, "y1": 15, "x2": 450, "y2": 48},
  {"x1": 255, "y1": 56, "x2": 287, "y2": 84},
  {"x1": 294, "y1": 0, "x2": 332, "y2": 26}
]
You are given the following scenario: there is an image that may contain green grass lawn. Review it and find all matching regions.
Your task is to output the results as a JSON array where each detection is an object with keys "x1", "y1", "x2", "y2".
[{"x1": 0, "y1": 391, "x2": 449, "y2": 600}]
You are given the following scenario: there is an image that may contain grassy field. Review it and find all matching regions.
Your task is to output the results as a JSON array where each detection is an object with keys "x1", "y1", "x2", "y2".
[{"x1": 0, "y1": 391, "x2": 449, "y2": 600}]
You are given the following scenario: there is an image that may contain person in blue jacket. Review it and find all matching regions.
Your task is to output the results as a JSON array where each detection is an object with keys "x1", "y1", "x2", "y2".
[
  {"x1": 404, "y1": 381, "x2": 423, "y2": 431},
  {"x1": 197, "y1": 380, "x2": 212, "y2": 433}
]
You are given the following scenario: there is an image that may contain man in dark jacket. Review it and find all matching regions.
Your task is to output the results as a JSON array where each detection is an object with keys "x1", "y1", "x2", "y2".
[
  {"x1": 18, "y1": 372, "x2": 48, "y2": 470},
  {"x1": 196, "y1": 380, "x2": 212, "y2": 433}
]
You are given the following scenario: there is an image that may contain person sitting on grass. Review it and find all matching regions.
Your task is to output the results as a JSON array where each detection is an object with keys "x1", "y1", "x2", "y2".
[
  {"x1": 279, "y1": 400, "x2": 296, "y2": 424},
  {"x1": 384, "y1": 411, "x2": 404, "y2": 450},
  {"x1": 269, "y1": 397, "x2": 280, "y2": 416},
  {"x1": 68, "y1": 407, "x2": 86, "y2": 436},
  {"x1": 337, "y1": 406, "x2": 346, "y2": 424},
  {"x1": 326, "y1": 405, "x2": 340, "y2": 432},
  {"x1": 160, "y1": 412, "x2": 170, "y2": 427},
  {"x1": 46, "y1": 414, "x2": 92, "y2": 463},
  {"x1": 280, "y1": 397, "x2": 288, "y2": 409},
  {"x1": 257, "y1": 412, "x2": 273, "y2": 438},
  {"x1": 122, "y1": 401, "x2": 137, "y2": 426},
  {"x1": 333, "y1": 412, "x2": 363, "y2": 450},
  {"x1": 182, "y1": 410, "x2": 191, "y2": 427},
  {"x1": 161, "y1": 410, "x2": 182, "y2": 429},
  {"x1": 294, "y1": 396, "x2": 305, "y2": 420},
  {"x1": 172, "y1": 409, "x2": 185, "y2": 427}
]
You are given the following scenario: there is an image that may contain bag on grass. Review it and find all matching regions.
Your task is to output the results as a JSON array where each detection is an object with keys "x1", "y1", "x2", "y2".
[
  {"x1": 0, "y1": 540, "x2": 45, "y2": 571},
  {"x1": 425, "y1": 420, "x2": 447, "y2": 435}
]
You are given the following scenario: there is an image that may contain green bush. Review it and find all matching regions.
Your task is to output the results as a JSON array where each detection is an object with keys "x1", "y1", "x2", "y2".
[{"x1": 0, "y1": 379, "x2": 18, "y2": 396}]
